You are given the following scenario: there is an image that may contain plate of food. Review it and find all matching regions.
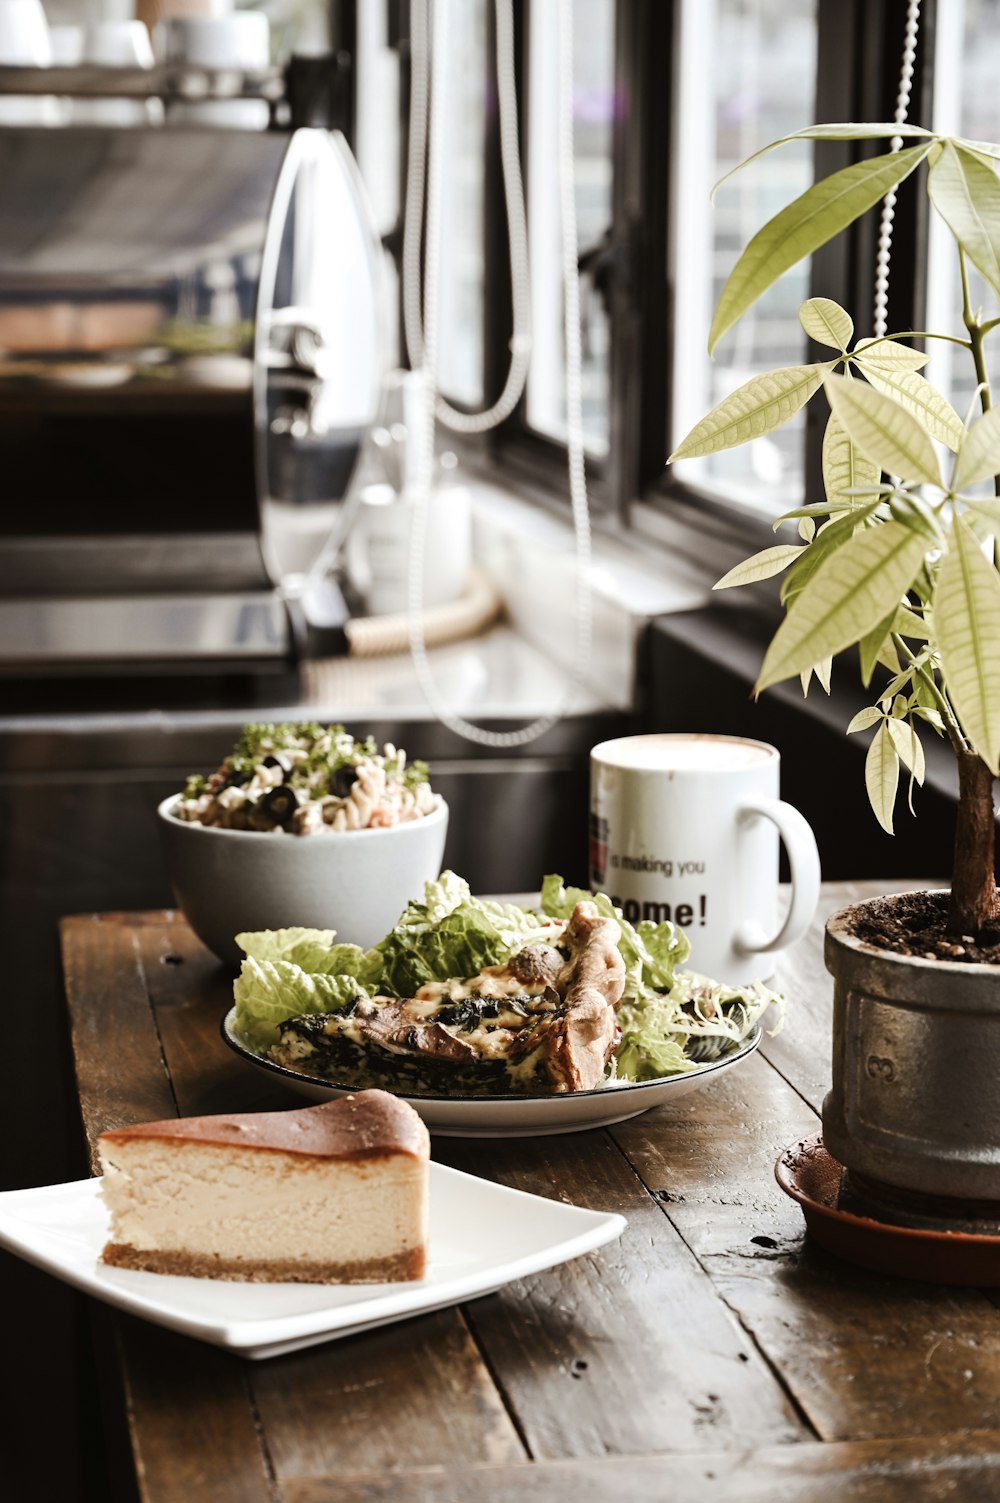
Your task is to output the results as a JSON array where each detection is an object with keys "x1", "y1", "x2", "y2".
[
  {"x1": 220, "y1": 873, "x2": 778, "y2": 1136},
  {"x1": 0, "y1": 1090, "x2": 625, "y2": 1358}
]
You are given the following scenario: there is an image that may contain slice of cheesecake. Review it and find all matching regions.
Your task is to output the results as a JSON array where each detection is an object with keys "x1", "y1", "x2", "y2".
[{"x1": 97, "y1": 1089, "x2": 429, "y2": 1283}]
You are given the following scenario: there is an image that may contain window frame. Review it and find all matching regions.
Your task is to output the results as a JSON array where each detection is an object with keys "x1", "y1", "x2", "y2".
[
  {"x1": 341, "y1": 0, "x2": 940, "y2": 577},
  {"x1": 632, "y1": 0, "x2": 939, "y2": 594}
]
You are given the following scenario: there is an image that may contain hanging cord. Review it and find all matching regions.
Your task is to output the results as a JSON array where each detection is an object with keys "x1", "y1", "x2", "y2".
[
  {"x1": 406, "y1": 0, "x2": 593, "y2": 748},
  {"x1": 873, "y1": 0, "x2": 922, "y2": 338},
  {"x1": 403, "y1": 0, "x2": 532, "y2": 431}
]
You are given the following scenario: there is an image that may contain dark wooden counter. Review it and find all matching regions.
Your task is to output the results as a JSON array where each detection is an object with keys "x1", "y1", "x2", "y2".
[{"x1": 59, "y1": 884, "x2": 1000, "y2": 1502}]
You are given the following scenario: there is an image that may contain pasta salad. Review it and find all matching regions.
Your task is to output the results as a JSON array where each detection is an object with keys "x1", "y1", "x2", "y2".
[{"x1": 173, "y1": 723, "x2": 440, "y2": 835}]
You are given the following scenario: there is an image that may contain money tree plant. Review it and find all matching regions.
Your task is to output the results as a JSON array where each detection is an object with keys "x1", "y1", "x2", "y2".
[{"x1": 670, "y1": 124, "x2": 1000, "y2": 939}]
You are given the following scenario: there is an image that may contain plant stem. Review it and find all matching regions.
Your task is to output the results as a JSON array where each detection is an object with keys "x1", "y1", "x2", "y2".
[
  {"x1": 960, "y1": 246, "x2": 994, "y2": 415},
  {"x1": 950, "y1": 751, "x2": 1000, "y2": 936},
  {"x1": 891, "y1": 634, "x2": 966, "y2": 753},
  {"x1": 881, "y1": 330, "x2": 973, "y2": 349},
  {"x1": 947, "y1": 247, "x2": 1000, "y2": 938}
]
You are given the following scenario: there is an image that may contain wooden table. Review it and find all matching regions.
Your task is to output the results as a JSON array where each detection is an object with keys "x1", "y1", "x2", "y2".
[{"x1": 59, "y1": 883, "x2": 1000, "y2": 1503}]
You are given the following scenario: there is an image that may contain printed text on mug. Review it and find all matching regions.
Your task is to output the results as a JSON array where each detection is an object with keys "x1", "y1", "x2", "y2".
[
  {"x1": 610, "y1": 894, "x2": 708, "y2": 927},
  {"x1": 609, "y1": 855, "x2": 706, "y2": 877}
]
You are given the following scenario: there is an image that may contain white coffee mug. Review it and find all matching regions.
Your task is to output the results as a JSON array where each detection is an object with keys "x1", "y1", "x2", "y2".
[{"x1": 590, "y1": 733, "x2": 821, "y2": 984}]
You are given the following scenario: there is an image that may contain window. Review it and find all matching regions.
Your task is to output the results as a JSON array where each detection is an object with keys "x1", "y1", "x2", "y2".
[
  {"x1": 433, "y1": 0, "x2": 489, "y2": 408},
  {"x1": 926, "y1": 0, "x2": 1000, "y2": 430},
  {"x1": 355, "y1": 0, "x2": 403, "y2": 367},
  {"x1": 526, "y1": 0, "x2": 616, "y2": 455},
  {"x1": 669, "y1": 0, "x2": 819, "y2": 515},
  {"x1": 343, "y1": 2, "x2": 940, "y2": 561}
]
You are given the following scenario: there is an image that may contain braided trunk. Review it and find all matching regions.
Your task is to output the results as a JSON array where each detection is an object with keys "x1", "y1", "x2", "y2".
[{"x1": 949, "y1": 751, "x2": 1000, "y2": 938}]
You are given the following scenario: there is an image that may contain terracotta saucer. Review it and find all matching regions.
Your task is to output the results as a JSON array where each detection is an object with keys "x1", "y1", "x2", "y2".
[{"x1": 775, "y1": 1134, "x2": 1000, "y2": 1286}]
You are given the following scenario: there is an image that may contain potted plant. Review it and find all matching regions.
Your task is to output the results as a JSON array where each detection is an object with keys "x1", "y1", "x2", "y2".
[{"x1": 670, "y1": 122, "x2": 1000, "y2": 1214}]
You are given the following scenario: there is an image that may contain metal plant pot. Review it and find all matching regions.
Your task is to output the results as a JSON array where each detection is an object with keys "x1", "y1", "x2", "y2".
[{"x1": 823, "y1": 893, "x2": 1000, "y2": 1203}]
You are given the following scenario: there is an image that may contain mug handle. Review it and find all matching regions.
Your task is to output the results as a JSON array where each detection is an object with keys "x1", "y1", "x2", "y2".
[{"x1": 734, "y1": 798, "x2": 821, "y2": 957}]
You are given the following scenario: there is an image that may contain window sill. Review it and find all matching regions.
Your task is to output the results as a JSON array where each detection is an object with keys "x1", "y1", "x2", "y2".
[{"x1": 467, "y1": 478, "x2": 710, "y2": 705}]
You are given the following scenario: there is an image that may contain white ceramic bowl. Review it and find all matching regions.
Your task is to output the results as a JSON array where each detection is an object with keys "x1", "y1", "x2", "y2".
[{"x1": 157, "y1": 794, "x2": 449, "y2": 969}]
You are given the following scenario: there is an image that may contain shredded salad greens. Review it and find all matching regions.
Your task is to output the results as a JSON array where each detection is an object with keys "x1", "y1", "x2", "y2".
[{"x1": 232, "y1": 872, "x2": 783, "y2": 1081}]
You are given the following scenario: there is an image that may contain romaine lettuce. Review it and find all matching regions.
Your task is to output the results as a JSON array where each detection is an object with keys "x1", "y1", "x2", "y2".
[
  {"x1": 372, "y1": 872, "x2": 551, "y2": 999},
  {"x1": 613, "y1": 971, "x2": 782, "y2": 1082},
  {"x1": 231, "y1": 876, "x2": 551, "y2": 1053},
  {"x1": 231, "y1": 871, "x2": 781, "y2": 1078},
  {"x1": 235, "y1": 927, "x2": 373, "y2": 978},
  {"x1": 233, "y1": 958, "x2": 368, "y2": 1050},
  {"x1": 539, "y1": 874, "x2": 691, "y2": 987}
]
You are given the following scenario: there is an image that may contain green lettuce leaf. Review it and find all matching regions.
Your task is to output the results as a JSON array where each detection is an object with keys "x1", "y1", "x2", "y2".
[
  {"x1": 613, "y1": 972, "x2": 783, "y2": 1083},
  {"x1": 540, "y1": 876, "x2": 780, "y2": 1082},
  {"x1": 539, "y1": 875, "x2": 691, "y2": 985},
  {"x1": 372, "y1": 873, "x2": 550, "y2": 1000},
  {"x1": 235, "y1": 927, "x2": 374, "y2": 979},
  {"x1": 233, "y1": 958, "x2": 368, "y2": 1051},
  {"x1": 230, "y1": 872, "x2": 780, "y2": 1082}
]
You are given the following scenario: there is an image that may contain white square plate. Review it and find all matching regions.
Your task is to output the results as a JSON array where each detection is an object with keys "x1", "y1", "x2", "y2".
[{"x1": 0, "y1": 1166, "x2": 626, "y2": 1360}]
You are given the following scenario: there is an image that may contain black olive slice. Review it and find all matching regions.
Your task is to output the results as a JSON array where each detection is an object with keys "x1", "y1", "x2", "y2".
[
  {"x1": 262, "y1": 753, "x2": 294, "y2": 778},
  {"x1": 223, "y1": 768, "x2": 252, "y2": 789},
  {"x1": 329, "y1": 765, "x2": 359, "y2": 799},
  {"x1": 260, "y1": 786, "x2": 298, "y2": 825}
]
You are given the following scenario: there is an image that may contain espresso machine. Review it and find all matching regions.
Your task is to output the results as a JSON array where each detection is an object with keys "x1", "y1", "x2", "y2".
[{"x1": 0, "y1": 85, "x2": 385, "y2": 676}]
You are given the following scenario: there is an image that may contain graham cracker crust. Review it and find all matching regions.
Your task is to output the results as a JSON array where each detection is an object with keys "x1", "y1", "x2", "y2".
[{"x1": 101, "y1": 1242, "x2": 427, "y2": 1283}]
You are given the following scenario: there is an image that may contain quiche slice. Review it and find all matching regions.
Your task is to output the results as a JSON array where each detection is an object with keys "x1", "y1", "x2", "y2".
[{"x1": 270, "y1": 901, "x2": 626, "y2": 1096}]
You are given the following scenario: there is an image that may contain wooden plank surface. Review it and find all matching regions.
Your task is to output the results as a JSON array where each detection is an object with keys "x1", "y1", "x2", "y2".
[
  {"x1": 609, "y1": 880, "x2": 1000, "y2": 1444},
  {"x1": 283, "y1": 1433, "x2": 1000, "y2": 1503},
  {"x1": 437, "y1": 1129, "x2": 804, "y2": 1458},
  {"x1": 64, "y1": 910, "x2": 526, "y2": 1494},
  {"x1": 57, "y1": 887, "x2": 1000, "y2": 1503}
]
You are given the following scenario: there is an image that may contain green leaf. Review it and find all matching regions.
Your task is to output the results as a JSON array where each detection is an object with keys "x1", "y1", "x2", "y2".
[
  {"x1": 800, "y1": 298, "x2": 854, "y2": 349},
  {"x1": 233, "y1": 959, "x2": 370, "y2": 1052},
  {"x1": 887, "y1": 717, "x2": 926, "y2": 784},
  {"x1": 540, "y1": 876, "x2": 690, "y2": 985},
  {"x1": 859, "y1": 609, "x2": 899, "y2": 687},
  {"x1": 779, "y1": 503, "x2": 881, "y2": 604},
  {"x1": 798, "y1": 516, "x2": 816, "y2": 542},
  {"x1": 955, "y1": 406, "x2": 1000, "y2": 490},
  {"x1": 963, "y1": 498, "x2": 1000, "y2": 543},
  {"x1": 235, "y1": 929, "x2": 371, "y2": 979},
  {"x1": 847, "y1": 706, "x2": 883, "y2": 734},
  {"x1": 669, "y1": 365, "x2": 824, "y2": 460},
  {"x1": 758, "y1": 520, "x2": 927, "y2": 691},
  {"x1": 880, "y1": 665, "x2": 918, "y2": 702},
  {"x1": 893, "y1": 603, "x2": 931, "y2": 640},
  {"x1": 815, "y1": 656, "x2": 833, "y2": 693},
  {"x1": 926, "y1": 142, "x2": 1000, "y2": 301},
  {"x1": 822, "y1": 411, "x2": 882, "y2": 509},
  {"x1": 913, "y1": 703, "x2": 945, "y2": 731},
  {"x1": 823, "y1": 371, "x2": 942, "y2": 486},
  {"x1": 860, "y1": 367, "x2": 965, "y2": 451},
  {"x1": 955, "y1": 136, "x2": 1000, "y2": 163},
  {"x1": 713, "y1": 544, "x2": 805, "y2": 590},
  {"x1": 934, "y1": 516, "x2": 1000, "y2": 773},
  {"x1": 710, "y1": 144, "x2": 933, "y2": 353},
  {"x1": 711, "y1": 123, "x2": 935, "y2": 199},
  {"x1": 775, "y1": 501, "x2": 866, "y2": 528},
  {"x1": 852, "y1": 337, "x2": 928, "y2": 371},
  {"x1": 888, "y1": 489, "x2": 944, "y2": 540},
  {"x1": 865, "y1": 722, "x2": 899, "y2": 834}
]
